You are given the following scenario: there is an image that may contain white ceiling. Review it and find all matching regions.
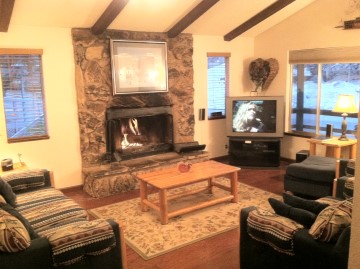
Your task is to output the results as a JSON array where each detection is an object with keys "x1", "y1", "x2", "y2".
[{"x1": 9, "y1": 0, "x2": 316, "y2": 38}]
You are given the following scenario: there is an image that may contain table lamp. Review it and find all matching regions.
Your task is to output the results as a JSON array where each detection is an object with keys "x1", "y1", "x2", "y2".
[{"x1": 332, "y1": 94, "x2": 358, "y2": 141}]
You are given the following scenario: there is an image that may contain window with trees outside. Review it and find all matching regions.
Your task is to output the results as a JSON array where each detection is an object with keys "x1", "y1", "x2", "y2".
[
  {"x1": 0, "y1": 49, "x2": 49, "y2": 143},
  {"x1": 289, "y1": 47, "x2": 359, "y2": 139},
  {"x1": 207, "y1": 53, "x2": 230, "y2": 120}
]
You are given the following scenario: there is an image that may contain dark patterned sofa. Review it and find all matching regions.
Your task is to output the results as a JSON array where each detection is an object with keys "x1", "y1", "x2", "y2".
[
  {"x1": 0, "y1": 169, "x2": 127, "y2": 269},
  {"x1": 240, "y1": 179, "x2": 353, "y2": 269}
]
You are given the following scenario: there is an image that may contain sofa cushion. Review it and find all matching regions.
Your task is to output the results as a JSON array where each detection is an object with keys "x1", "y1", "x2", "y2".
[
  {"x1": 1, "y1": 169, "x2": 46, "y2": 192},
  {"x1": 38, "y1": 219, "x2": 116, "y2": 266},
  {"x1": 268, "y1": 198, "x2": 316, "y2": 228},
  {"x1": 15, "y1": 188, "x2": 88, "y2": 231},
  {"x1": 0, "y1": 207, "x2": 31, "y2": 252},
  {"x1": 283, "y1": 192, "x2": 329, "y2": 214},
  {"x1": 247, "y1": 208, "x2": 304, "y2": 255},
  {"x1": 285, "y1": 156, "x2": 336, "y2": 183},
  {"x1": 309, "y1": 199, "x2": 352, "y2": 242},
  {"x1": 0, "y1": 179, "x2": 17, "y2": 207}
]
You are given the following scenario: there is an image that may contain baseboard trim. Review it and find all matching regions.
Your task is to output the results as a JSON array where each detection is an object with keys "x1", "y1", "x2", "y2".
[{"x1": 60, "y1": 184, "x2": 83, "y2": 192}]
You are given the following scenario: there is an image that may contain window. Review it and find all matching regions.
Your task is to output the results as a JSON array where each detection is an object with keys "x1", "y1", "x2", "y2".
[
  {"x1": 207, "y1": 53, "x2": 230, "y2": 119},
  {"x1": 0, "y1": 49, "x2": 48, "y2": 143},
  {"x1": 289, "y1": 47, "x2": 359, "y2": 138}
]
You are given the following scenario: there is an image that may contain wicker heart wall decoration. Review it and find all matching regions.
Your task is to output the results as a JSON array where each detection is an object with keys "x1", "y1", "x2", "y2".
[{"x1": 249, "y1": 58, "x2": 279, "y2": 93}]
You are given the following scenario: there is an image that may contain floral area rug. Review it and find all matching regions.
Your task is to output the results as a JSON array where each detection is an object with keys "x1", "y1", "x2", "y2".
[{"x1": 88, "y1": 179, "x2": 281, "y2": 260}]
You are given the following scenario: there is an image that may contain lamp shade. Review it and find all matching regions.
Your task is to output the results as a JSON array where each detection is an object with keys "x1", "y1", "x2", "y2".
[{"x1": 333, "y1": 94, "x2": 358, "y2": 114}]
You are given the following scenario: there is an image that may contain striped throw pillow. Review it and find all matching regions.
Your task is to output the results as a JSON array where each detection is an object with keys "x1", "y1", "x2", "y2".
[
  {"x1": 309, "y1": 199, "x2": 352, "y2": 242},
  {"x1": 0, "y1": 208, "x2": 31, "y2": 252}
]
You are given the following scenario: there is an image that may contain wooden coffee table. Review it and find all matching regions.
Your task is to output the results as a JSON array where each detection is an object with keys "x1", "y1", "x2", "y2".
[{"x1": 137, "y1": 160, "x2": 240, "y2": 224}]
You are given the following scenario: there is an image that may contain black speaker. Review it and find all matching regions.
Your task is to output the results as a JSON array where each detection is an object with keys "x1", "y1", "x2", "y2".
[
  {"x1": 199, "y1": 108, "x2": 205, "y2": 121},
  {"x1": 326, "y1": 124, "x2": 333, "y2": 138}
]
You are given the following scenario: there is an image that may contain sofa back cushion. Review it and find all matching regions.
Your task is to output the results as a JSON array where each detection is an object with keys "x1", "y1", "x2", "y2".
[{"x1": 0, "y1": 179, "x2": 17, "y2": 207}]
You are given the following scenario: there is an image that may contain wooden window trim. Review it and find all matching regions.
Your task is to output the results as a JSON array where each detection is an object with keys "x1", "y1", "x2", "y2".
[{"x1": 0, "y1": 48, "x2": 43, "y2": 55}]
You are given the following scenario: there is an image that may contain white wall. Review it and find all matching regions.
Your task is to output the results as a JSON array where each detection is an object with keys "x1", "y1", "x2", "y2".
[
  {"x1": 254, "y1": 0, "x2": 360, "y2": 268},
  {"x1": 0, "y1": 26, "x2": 82, "y2": 189},
  {"x1": 193, "y1": 35, "x2": 254, "y2": 158}
]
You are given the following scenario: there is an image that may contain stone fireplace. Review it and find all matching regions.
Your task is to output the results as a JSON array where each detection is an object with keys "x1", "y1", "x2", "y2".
[{"x1": 71, "y1": 29, "x2": 208, "y2": 197}]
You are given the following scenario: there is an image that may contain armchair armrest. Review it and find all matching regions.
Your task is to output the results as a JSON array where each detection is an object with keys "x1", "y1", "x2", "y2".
[
  {"x1": 333, "y1": 159, "x2": 354, "y2": 197},
  {"x1": 0, "y1": 237, "x2": 53, "y2": 269}
]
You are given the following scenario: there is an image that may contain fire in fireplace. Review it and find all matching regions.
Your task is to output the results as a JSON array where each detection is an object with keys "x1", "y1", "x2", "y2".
[{"x1": 106, "y1": 106, "x2": 174, "y2": 161}]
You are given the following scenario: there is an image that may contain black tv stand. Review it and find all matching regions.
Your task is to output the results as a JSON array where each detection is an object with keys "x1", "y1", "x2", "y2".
[{"x1": 228, "y1": 137, "x2": 280, "y2": 167}]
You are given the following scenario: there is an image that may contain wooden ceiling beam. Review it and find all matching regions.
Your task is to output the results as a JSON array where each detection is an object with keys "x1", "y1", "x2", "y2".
[
  {"x1": 167, "y1": 0, "x2": 220, "y2": 38},
  {"x1": 91, "y1": 0, "x2": 129, "y2": 35},
  {"x1": 0, "y1": 0, "x2": 15, "y2": 32},
  {"x1": 224, "y1": 0, "x2": 296, "y2": 41}
]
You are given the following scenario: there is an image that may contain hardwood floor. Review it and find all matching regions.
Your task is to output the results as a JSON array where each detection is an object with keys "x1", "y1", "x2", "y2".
[{"x1": 62, "y1": 159, "x2": 289, "y2": 269}]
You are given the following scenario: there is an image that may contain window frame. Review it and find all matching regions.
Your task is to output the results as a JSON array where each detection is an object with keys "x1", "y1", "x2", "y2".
[
  {"x1": 286, "y1": 47, "x2": 360, "y2": 137},
  {"x1": 0, "y1": 48, "x2": 49, "y2": 143}
]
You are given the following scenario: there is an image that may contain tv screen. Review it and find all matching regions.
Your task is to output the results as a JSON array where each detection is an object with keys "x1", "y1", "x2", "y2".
[{"x1": 226, "y1": 96, "x2": 284, "y2": 138}]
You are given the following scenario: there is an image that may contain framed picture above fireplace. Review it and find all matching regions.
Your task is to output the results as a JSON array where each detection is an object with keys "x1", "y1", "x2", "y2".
[{"x1": 110, "y1": 39, "x2": 168, "y2": 95}]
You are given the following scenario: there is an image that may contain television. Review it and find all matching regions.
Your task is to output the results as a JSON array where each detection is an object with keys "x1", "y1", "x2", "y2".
[{"x1": 225, "y1": 96, "x2": 285, "y2": 138}]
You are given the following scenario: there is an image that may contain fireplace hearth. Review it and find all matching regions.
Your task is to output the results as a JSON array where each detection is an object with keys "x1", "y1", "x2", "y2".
[{"x1": 106, "y1": 106, "x2": 174, "y2": 161}]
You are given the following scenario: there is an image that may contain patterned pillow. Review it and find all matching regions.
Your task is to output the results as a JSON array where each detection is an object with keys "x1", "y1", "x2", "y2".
[
  {"x1": 0, "y1": 208, "x2": 31, "y2": 252},
  {"x1": 345, "y1": 159, "x2": 355, "y2": 177},
  {"x1": 0, "y1": 169, "x2": 46, "y2": 191},
  {"x1": 309, "y1": 199, "x2": 352, "y2": 242},
  {"x1": 0, "y1": 179, "x2": 17, "y2": 207},
  {"x1": 247, "y1": 208, "x2": 304, "y2": 255},
  {"x1": 343, "y1": 177, "x2": 354, "y2": 199}
]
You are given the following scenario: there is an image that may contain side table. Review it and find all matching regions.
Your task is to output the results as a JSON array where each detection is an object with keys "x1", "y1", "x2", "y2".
[
  {"x1": 0, "y1": 162, "x2": 28, "y2": 175},
  {"x1": 307, "y1": 138, "x2": 357, "y2": 159}
]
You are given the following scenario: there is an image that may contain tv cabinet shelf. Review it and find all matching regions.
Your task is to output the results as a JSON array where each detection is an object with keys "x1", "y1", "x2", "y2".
[{"x1": 228, "y1": 137, "x2": 280, "y2": 167}]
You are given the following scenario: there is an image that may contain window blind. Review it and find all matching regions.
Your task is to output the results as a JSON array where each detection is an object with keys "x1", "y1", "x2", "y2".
[
  {"x1": 207, "y1": 53, "x2": 230, "y2": 119},
  {"x1": 0, "y1": 49, "x2": 49, "y2": 142},
  {"x1": 289, "y1": 46, "x2": 360, "y2": 64}
]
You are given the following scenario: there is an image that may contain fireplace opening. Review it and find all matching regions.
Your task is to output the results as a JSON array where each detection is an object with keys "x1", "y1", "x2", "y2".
[{"x1": 106, "y1": 106, "x2": 174, "y2": 161}]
